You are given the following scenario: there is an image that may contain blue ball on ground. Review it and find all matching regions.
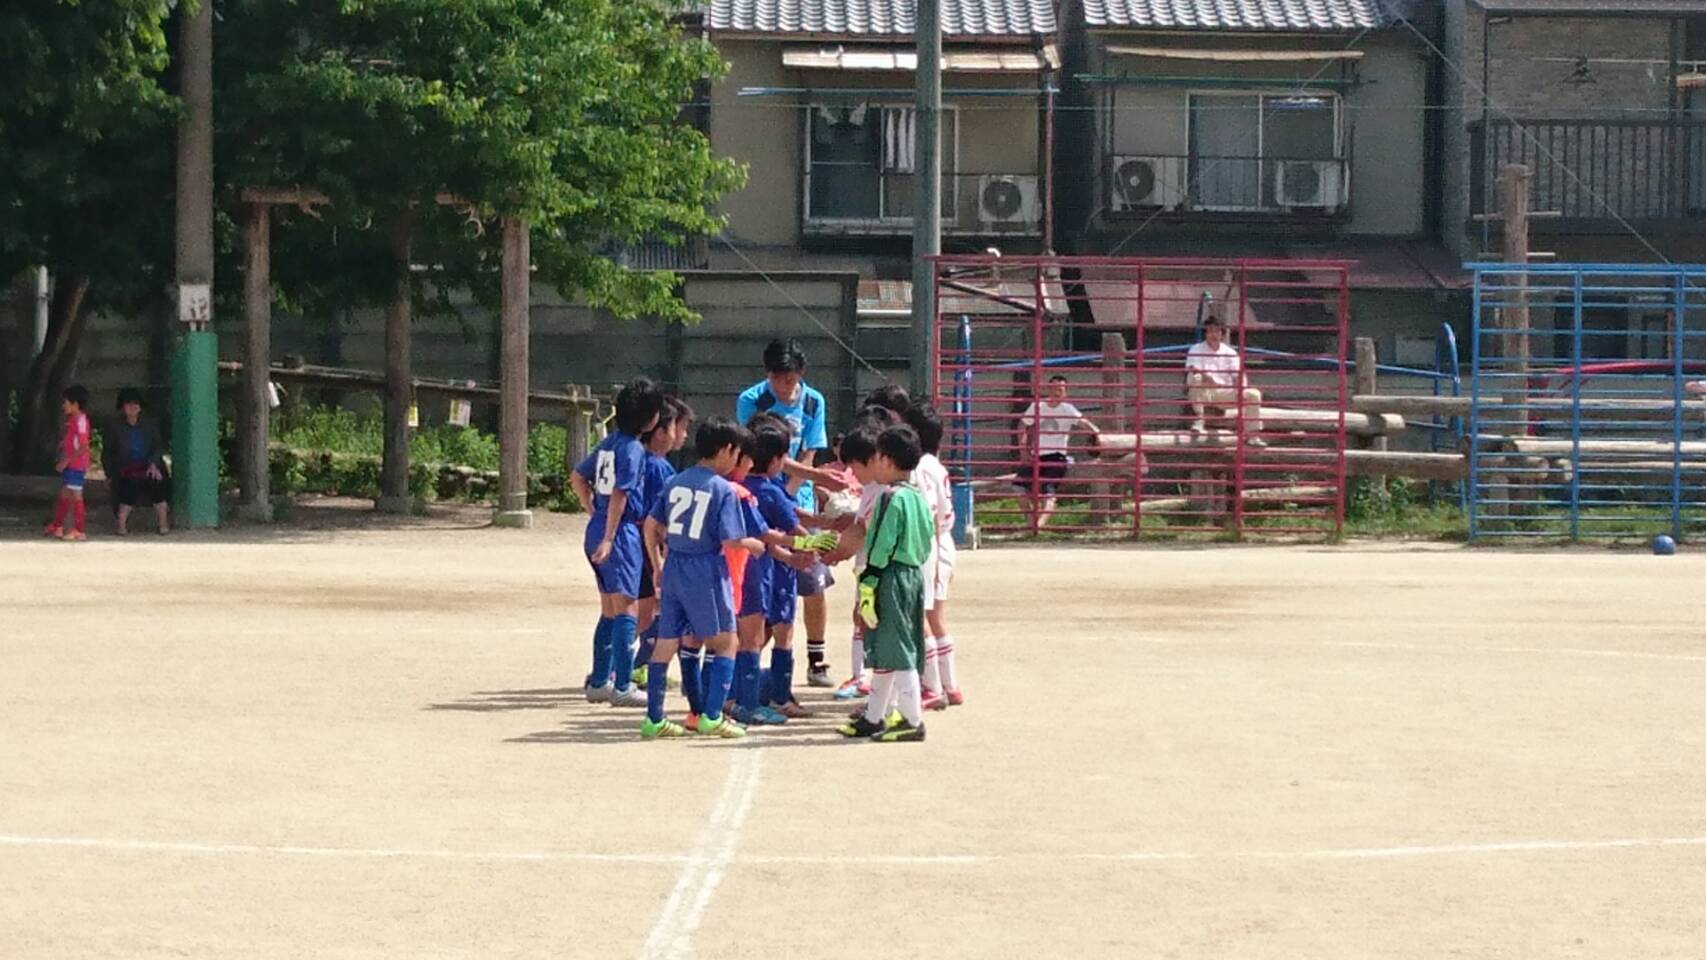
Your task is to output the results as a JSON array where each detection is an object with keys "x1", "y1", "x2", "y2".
[{"x1": 1652, "y1": 534, "x2": 1677, "y2": 556}]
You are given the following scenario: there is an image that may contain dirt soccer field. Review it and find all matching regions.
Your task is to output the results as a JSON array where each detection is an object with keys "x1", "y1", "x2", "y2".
[{"x1": 4, "y1": 505, "x2": 1706, "y2": 959}]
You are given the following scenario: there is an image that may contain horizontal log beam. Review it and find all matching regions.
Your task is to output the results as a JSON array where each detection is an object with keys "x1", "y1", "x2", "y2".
[
  {"x1": 216, "y1": 361, "x2": 599, "y2": 412},
  {"x1": 1354, "y1": 394, "x2": 1706, "y2": 418}
]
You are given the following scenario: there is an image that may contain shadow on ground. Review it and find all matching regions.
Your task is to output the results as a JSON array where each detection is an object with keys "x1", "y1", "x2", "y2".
[{"x1": 429, "y1": 685, "x2": 865, "y2": 747}]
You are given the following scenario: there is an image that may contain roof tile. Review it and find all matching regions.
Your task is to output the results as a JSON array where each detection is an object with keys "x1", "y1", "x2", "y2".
[
  {"x1": 1082, "y1": 0, "x2": 1398, "y2": 31},
  {"x1": 705, "y1": 0, "x2": 1058, "y2": 37}
]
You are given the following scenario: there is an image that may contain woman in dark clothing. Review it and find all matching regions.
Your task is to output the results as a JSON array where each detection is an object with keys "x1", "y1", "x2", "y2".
[{"x1": 102, "y1": 387, "x2": 172, "y2": 535}]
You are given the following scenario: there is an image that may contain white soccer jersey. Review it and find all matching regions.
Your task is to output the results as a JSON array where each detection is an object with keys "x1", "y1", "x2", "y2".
[{"x1": 913, "y1": 454, "x2": 957, "y2": 606}]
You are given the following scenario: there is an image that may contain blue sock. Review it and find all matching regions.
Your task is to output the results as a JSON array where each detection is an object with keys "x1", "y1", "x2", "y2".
[
  {"x1": 646, "y1": 659, "x2": 670, "y2": 724},
  {"x1": 736, "y1": 651, "x2": 761, "y2": 715},
  {"x1": 588, "y1": 617, "x2": 614, "y2": 687},
  {"x1": 678, "y1": 647, "x2": 704, "y2": 715},
  {"x1": 705, "y1": 655, "x2": 737, "y2": 721},
  {"x1": 768, "y1": 649, "x2": 794, "y2": 705},
  {"x1": 609, "y1": 614, "x2": 638, "y2": 691}
]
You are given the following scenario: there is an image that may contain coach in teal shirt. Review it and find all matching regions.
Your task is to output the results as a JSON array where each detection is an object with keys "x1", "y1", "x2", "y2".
[{"x1": 737, "y1": 338, "x2": 828, "y2": 511}]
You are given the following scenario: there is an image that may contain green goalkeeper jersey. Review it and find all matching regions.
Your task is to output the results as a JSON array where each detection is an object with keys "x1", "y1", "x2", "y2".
[{"x1": 865, "y1": 482, "x2": 934, "y2": 570}]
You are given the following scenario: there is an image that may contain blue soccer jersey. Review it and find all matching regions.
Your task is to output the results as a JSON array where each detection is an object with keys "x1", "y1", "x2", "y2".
[
  {"x1": 575, "y1": 432, "x2": 648, "y2": 527},
  {"x1": 574, "y1": 432, "x2": 648, "y2": 596},
  {"x1": 737, "y1": 380, "x2": 829, "y2": 511},
  {"x1": 641, "y1": 452, "x2": 676, "y2": 516},
  {"x1": 652, "y1": 466, "x2": 747, "y2": 640},
  {"x1": 737, "y1": 480, "x2": 772, "y2": 618}
]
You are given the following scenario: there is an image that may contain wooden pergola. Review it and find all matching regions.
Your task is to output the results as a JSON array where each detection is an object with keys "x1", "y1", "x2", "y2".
[{"x1": 237, "y1": 187, "x2": 544, "y2": 527}]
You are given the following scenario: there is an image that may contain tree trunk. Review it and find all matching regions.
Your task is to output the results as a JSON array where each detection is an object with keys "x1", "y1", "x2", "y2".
[
  {"x1": 11, "y1": 275, "x2": 91, "y2": 473},
  {"x1": 378, "y1": 211, "x2": 414, "y2": 512}
]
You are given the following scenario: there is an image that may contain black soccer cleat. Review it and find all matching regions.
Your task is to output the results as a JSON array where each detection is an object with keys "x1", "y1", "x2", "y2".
[{"x1": 836, "y1": 715, "x2": 886, "y2": 739}]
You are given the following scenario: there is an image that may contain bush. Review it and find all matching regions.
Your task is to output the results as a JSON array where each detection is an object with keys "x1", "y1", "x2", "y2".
[{"x1": 254, "y1": 404, "x2": 582, "y2": 511}]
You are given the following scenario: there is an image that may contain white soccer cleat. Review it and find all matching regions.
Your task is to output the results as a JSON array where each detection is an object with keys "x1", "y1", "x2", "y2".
[
  {"x1": 584, "y1": 684, "x2": 613, "y2": 704},
  {"x1": 608, "y1": 686, "x2": 648, "y2": 708}
]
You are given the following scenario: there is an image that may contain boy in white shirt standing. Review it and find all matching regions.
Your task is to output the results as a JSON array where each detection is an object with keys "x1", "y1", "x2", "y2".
[
  {"x1": 1016, "y1": 375, "x2": 1098, "y2": 530},
  {"x1": 1185, "y1": 317, "x2": 1264, "y2": 445},
  {"x1": 905, "y1": 402, "x2": 961, "y2": 708}
]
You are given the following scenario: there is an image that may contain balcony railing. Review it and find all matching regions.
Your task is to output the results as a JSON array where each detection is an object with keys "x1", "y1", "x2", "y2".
[
  {"x1": 1105, "y1": 154, "x2": 1351, "y2": 218},
  {"x1": 1470, "y1": 118, "x2": 1706, "y2": 227},
  {"x1": 802, "y1": 170, "x2": 1044, "y2": 237}
]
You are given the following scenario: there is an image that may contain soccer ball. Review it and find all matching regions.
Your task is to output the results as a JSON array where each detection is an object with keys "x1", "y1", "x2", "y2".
[
  {"x1": 1652, "y1": 534, "x2": 1677, "y2": 556},
  {"x1": 820, "y1": 490, "x2": 860, "y2": 522}
]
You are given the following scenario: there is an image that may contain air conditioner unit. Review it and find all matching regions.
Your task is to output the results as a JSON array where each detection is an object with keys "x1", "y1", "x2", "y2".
[
  {"x1": 1273, "y1": 160, "x2": 1346, "y2": 211},
  {"x1": 977, "y1": 175, "x2": 1041, "y2": 228},
  {"x1": 1111, "y1": 155, "x2": 1186, "y2": 212}
]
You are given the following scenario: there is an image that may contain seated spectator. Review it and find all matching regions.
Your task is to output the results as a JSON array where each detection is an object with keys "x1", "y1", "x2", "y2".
[
  {"x1": 1186, "y1": 317, "x2": 1265, "y2": 446},
  {"x1": 102, "y1": 388, "x2": 171, "y2": 535}
]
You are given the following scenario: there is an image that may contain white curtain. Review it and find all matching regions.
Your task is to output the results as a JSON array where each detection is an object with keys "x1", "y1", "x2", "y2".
[{"x1": 883, "y1": 107, "x2": 916, "y2": 173}]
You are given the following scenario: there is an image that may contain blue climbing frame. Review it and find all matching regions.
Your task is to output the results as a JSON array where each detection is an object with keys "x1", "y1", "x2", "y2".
[{"x1": 1468, "y1": 262, "x2": 1706, "y2": 541}]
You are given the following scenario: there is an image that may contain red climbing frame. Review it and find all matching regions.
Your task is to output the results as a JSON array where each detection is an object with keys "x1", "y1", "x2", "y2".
[{"x1": 932, "y1": 255, "x2": 1350, "y2": 540}]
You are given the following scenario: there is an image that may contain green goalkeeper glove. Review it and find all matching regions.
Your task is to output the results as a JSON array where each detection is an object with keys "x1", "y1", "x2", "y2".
[
  {"x1": 792, "y1": 531, "x2": 839, "y2": 553},
  {"x1": 856, "y1": 577, "x2": 880, "y2": 629}
]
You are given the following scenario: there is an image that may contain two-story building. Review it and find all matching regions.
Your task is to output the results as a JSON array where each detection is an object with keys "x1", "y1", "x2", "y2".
[
  {"x1": 1442, "y1": 0, "x2": 1706, "y2": 263},
  {"x1": 1440, "y1": 1, "x2": 1706, "y2": 363},
  {"x1": 702, "y1": 0, "x2": 1062, "y2": 270},
  {"x1": 1054, "y1": 0, "x2": 1465, "y2": 365}
]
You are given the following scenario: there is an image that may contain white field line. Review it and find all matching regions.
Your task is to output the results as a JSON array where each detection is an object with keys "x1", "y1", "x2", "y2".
[
  {"x1": 639, "y1": 748, "x2": 764, "y2": 960},
  {"x1": 0, "y1": 834, "x2": 683, "y2": 864},
  {"x1": 1118, "y1": 633, "x2": 1706, "y2": 666},
  {"x1": 6, "y1": 832, "x2": 1704, "y2": 869}
]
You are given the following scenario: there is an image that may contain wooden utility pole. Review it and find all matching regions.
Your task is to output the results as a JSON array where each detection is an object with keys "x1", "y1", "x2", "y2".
[
  {"x1": 909, "y1": 0, "x2": 942, "y2": 400},
  {"x1": 494, "y1": 217, "x2": 533, "y2": 528},
  {"x1": 379, "y1": 210, "x2": 415, "y2": 513},
  {"x1": 1354, "y1": 337, "x2": 1385, "y2": 453},
  {"x1": 239, "y1": 203, "x2": 273, "y2": 521},
  {"x1": 1500, "y1": 164, "x2": 1532, "y2": 433}
]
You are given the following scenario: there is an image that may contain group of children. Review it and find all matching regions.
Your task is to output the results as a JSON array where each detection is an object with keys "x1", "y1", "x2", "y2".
[{"x1": 571, "y1": 376, "x2": 962, "y2": 742}]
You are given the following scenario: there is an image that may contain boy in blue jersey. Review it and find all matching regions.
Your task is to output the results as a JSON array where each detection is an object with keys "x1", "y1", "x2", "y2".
[
  {"x1": 633, "y1": 398, "x2": 694, "y2": 686},
  {"x1": 744, "y1": 416, "x2": 830, "y2": 717},
  {"x1": 728, "y1": 422, "x2": 838, "y2": 727},
  {"x1": 639, "y1": 417, "x2": 767, "y2": 739},
  {"x1": 569, "y1": 377, "x2": 665, "y2": 707}
]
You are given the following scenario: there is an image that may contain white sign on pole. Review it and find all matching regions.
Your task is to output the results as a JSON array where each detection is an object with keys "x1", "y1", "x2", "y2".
[{"x1": 178, "y1": 283, "x2": 212, "y2": 325}]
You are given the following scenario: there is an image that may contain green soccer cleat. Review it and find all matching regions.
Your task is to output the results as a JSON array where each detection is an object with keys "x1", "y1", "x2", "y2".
[
  {"x1": 837, "y1": 715, "x2": 885, "y2": 738},
  {"x1": 640, "y1": 717, "x2": 687, "y2": 740},
  {"x1": 696, "y1": 714, "x2": 747, "y2": 739},
  {"x1": 872, "y1": 719, "x2": 926, "y2": 743},
  {"x1": 631, "y1": 664, "x2": 648, "y2": 688}
]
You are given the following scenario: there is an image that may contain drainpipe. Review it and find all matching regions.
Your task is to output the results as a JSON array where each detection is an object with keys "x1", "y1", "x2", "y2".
[
  {"x1": 32, "y1": 266, "x2": 50, "y2": 355},
  {"x1": 1044, "y1": 76, "x2": 1057, "y2": 252}
]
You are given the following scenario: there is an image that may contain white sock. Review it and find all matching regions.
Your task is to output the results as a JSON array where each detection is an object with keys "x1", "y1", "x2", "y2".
[
  {"x1": 894, "y1": 670, "x2": 924, "y2": 726},
  {"x1": 850, "y1": 628, "x2": 865, "y2": 682},
  {"x1": 921, "y1": 633, "x2": 942, "y2": 692},
  {"x1": 937, "y1": 635, "x2": 957, "y2": 692},
  {"x1": 864, "y1": 671, "x2": 895, "y2": 724}
]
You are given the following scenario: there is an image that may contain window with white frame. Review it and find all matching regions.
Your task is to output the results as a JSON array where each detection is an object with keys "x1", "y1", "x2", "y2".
[
  {"x1": 1186, "y1": 93, "x2": 1341, "y2": 211},
  {"x1": 804, "y1": 103, "x2": 958, "y2": 224}
]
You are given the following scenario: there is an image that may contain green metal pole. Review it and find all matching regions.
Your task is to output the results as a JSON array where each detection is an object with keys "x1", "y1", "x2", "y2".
[
  {"x1": 171, "y1": 330, "x2": 221, "y2": 526},
  {"x1": 172, "y1": 0, "x2": 219, "y2": 528}
]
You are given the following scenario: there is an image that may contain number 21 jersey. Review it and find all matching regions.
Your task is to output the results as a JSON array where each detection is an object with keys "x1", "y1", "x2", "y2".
[{"x1": 651, "y1": 465, "x2": 745, "y2": 556}]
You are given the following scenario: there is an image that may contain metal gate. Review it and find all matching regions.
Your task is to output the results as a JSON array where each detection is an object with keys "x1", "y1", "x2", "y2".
[
  {"x1": 933, "y1": 256, "x2": 1350, "y2": 540},
  {"x1": 1469, "y1": 262, "x2": 1706, "y2": 541}
]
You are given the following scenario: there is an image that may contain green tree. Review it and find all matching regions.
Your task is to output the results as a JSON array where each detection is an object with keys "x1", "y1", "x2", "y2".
[
  {"x1": 218, "y1": 0, "x2": 743, "y2": 323},
  {"x1": 0, "y1": 0, "x2": 177, "y2": 470}
]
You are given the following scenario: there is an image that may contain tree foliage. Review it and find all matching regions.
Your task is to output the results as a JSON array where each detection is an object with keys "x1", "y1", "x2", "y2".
[
  {"x1": 2, "y1": 0, "x2": 741, "y2": 469},
  {"x1": 219, "y1": 0, "x2": 743, "y2": 323}
]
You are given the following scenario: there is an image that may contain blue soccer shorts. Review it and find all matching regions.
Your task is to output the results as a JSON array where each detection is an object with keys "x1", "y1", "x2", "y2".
[
  {"x1": 60, "y1": 468, "x2": 87, "y2": 492},
  {"x1": 584, "y1": 521, "x2": 644, "y2": 599},
  {"x1": 766, "y1": 563, "x2": 798, "y2": 627},
  {"x1": 795, "y1": 559, "x2": 834, "y2": 597},
  {"x1": 658, "y1": 552, "x2": 736, "y2": 641},
  {"x1": 740, "y1": 555, "x2": 771, "y2": 619}
]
